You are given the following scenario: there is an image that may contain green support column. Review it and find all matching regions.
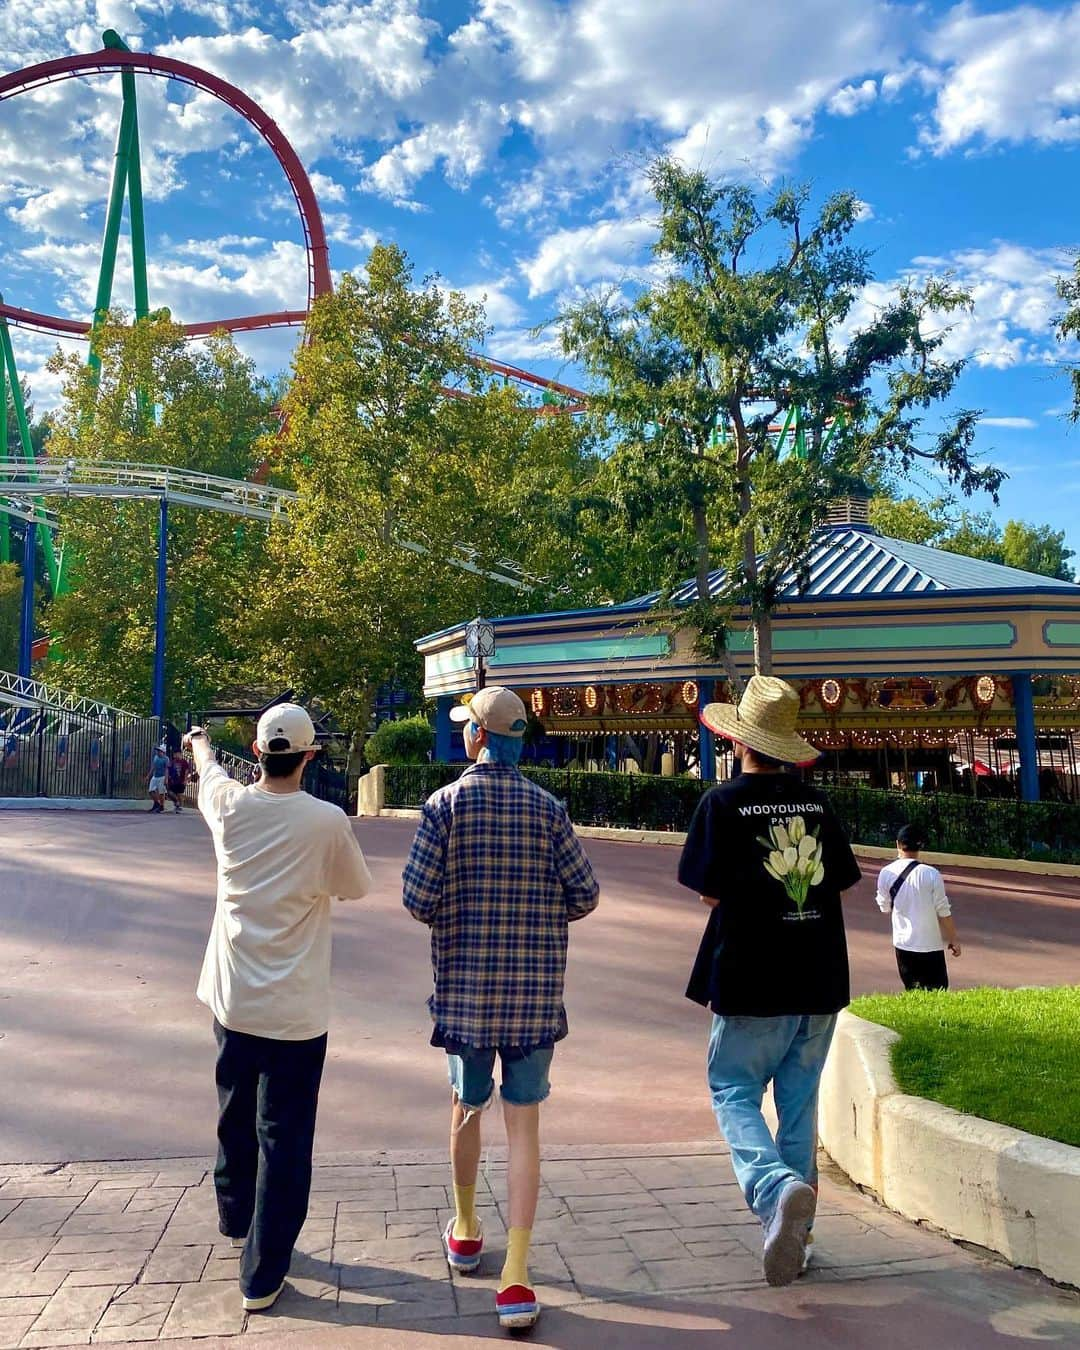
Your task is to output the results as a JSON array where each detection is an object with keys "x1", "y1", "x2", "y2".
[
  {"x1": 0, "y1": 312, "x2": 58, "y2": 591},
  {"x1": 0, "y1": 354, "x2": 9, "y2": 565}
]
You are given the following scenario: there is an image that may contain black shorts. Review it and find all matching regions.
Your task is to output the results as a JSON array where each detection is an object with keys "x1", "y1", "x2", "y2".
[{"x1": 895, "y1": 947, "x2": 948, "y2": 991}]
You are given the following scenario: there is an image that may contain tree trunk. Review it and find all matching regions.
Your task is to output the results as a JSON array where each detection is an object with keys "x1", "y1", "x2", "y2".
[
  {"x1": 692, "y1": 498, "x2": 711, "y2": 602},
  {"x1": 754, "y1": 614, "x2": 774, "y2": 675}
]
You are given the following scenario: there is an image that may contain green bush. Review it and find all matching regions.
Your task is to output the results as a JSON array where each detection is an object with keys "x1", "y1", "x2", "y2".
[
  {"x1": 365, "y1": 714, "x2": 434, "y2": 767},
  {"x1": 380, "y1": 763, "x2": 1080, "y2": 862}
]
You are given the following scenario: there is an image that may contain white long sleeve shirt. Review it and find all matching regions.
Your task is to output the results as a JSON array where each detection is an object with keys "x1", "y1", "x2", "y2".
[
  {"x1": 196, "y1": 763, "x2": 372, "y2": 1039},
  {"x1": 876, "y1": 857, "x2": 951, "y2": 953}
]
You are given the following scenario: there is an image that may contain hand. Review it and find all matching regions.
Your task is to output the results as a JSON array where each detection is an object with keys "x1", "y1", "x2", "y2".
[
  {"x1": 948, "y1": 941, "x2": 962, "y2": 958},
  {"x1": 700, "y1": 894, "x2": 721, "y2": 910},
  {"x1": 182, "y1": 727, "x2": 209, "y2": 750}
]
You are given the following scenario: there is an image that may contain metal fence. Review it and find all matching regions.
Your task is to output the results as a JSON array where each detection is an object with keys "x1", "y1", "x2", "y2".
[
  {"x1": 0, "y1": 707, "x2": 162, "y2": 800},
  {"x1": 180, "y1": 750, "x2": 352, "y2": 812},
  {"x1": 383, "y1": 764, "x2": 1080, "y2": 863}
]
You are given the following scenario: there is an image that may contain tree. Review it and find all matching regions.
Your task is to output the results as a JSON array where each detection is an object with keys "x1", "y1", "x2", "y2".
[
  {"x1": 364, "y1": 714, "x2": 434, "y2": 766},
  {"x1": 1057, "y1": 256, "x2": 1080, "y2": 421},
  {"x1": 557, "y1": 161, "x2": 1000, "y2": 674},
  {"x1": 870, "y1": 494, "x2": 1075, "y2": 580},
  {"x1": 4, "y1": 377, "x2": 51, "y2": 456},
  {"x1": 43, "y1": 314, "x2": 279, "y2": 713},
  {"x1": 0, "y1": 562, "x2": 20, "y2": 669},
  {"x1": 243, "y1": 244, "x2": 597, "y2": 739}
]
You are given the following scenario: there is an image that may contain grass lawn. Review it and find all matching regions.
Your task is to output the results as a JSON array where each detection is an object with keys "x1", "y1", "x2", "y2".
[{"x1": 849, "y1": 985, "x2": 1080, "y2": 1149}]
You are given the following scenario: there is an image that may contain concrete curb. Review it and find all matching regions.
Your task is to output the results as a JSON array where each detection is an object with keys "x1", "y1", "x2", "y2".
[
  {"x1": 0, "y1": 797, "x2": 144, "y2": 811},
  {"x1": 818, "y1": 1010, "x2": 1080, "y2": 1288}
]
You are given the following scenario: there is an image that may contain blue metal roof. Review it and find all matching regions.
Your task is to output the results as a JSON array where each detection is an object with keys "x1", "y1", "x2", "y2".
[{"x1": 638, "y1": 525, "x2": 1080, "y2": 605}]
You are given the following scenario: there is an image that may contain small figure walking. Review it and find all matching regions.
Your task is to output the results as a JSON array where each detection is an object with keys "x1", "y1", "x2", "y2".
[
  {"x1": 877, "y1": 825, "x2": 961, "y2": 991},
  {"x1": 166, "y1": 750, "x2": 191, "y2": 813},
  {"x1": 403, "y1": 687, "x2": 599, "y2": 1332},
  {"x1": 147, "y1": 743, "x2": 169, "y2": 813}
]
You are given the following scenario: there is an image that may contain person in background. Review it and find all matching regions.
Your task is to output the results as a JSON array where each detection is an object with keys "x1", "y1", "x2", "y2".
[
  {"x1": 148, "y1": 743, "x2": 169, "y2": 814},
  {"x1": 678, "y1": 675, "x2": 862, "y2": 1287},
  {"x1": 877, "y1": 824, "x2": 961, "y2": 991},
  {"x1": 402, "y1": 686, "x2": 599, "y2": 1332},
  {"x1": 184, "y1": 705, "x2": 372, "y2": 1313},
  {"x1": 165, "y1": 749, "x2": 191, "y2": 813}
]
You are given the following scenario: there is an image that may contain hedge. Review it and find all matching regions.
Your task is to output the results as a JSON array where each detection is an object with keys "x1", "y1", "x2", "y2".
[{"x1": 381, "y1": 764, "x2": 1080, "y2": 864}]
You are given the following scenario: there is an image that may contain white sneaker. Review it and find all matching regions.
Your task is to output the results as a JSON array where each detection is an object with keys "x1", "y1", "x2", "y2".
[
  {"x1": 800, "y1": 1232, "x2": 815, "y2": 1275},
  {"x1": 242, "y1": 1283, "x2": 283, "y2": 1312},
  {"x1": 229, "y1": 1237, "x2": 245, "y2": 1249},
  {"x1": 762, "y1": 1181, "x2": 816, "y2": 1287}
]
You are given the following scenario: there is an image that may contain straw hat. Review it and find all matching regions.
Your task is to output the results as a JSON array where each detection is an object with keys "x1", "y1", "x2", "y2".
[{"x1": 700, "y1": 675, "x2": 818, "y2": 766}]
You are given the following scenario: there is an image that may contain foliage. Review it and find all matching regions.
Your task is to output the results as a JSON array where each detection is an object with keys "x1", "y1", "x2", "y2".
[
  {"x1": 0, "y1": 562, "x2": 20, "y2": 669},
  {"x1": 1057, "y1": 256, "x2": 1080, "y2": 421},
  {"x1": 241, "y1": 244, "x2": 597, "y2": 739},
  {"x1": 870, "y1": 495, "x2": 1075, "y2": 580},
  {"x1": 557, "y1": 160, "x2": 998, "y2": 673},
  {"x1": 4, "y1": 377, "x2": 51, "y2": 456},
  {"x1": 382, "y1": 765, "x2": 1080, "y2": 862},
  {"x1": 43, "y1": 314, "x2": 279, "y2": 713},
  {"x1": 365, "y1": 713, "x2": 434, "y2": 766},
  {"x1": 851, "y1": 987, "x2": 1080, "y2": 1148}
]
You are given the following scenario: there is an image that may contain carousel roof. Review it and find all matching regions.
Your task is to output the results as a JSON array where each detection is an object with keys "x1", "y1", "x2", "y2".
[{"x1": 634, "y1": 524, "x2": 1080, "y2": 607}]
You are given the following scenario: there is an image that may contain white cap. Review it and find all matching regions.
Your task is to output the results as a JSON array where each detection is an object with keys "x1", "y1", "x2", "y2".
[{"x1": 255, "y1": 703, "x2": 317, "y2": 754}]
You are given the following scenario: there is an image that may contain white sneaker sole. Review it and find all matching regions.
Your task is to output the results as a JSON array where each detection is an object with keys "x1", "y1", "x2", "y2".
[
  {"x1": 242, "y1": 1283, "x2": 283, "y2": 1311},
  {"x1": 763, "y1": 1183, "x2": 816, "y2": 1287}
]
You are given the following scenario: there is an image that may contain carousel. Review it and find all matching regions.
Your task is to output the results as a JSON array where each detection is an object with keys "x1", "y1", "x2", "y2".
[{"x1": 416, "y1": 500, "x2": 1080, "y2": 802}]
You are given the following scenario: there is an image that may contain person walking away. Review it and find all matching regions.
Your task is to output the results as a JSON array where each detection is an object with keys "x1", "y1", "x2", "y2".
[
  {"x1": 678, "y1": 676, "x2": 862, "y2": 1287},
  {"x1": 402, "y1": 687, "x2": 599, "y2": 1332},
  {"x1": 184, "y1": 705, "x2": 372, "y2": 1312},
  {"x1": 166, "y1": 749, "x2": 191, "y2": 813},
  {"x1": 877, "y1": 824, "x2": 960, "y2": 990},
  {"x1": 148, "y1": 743, "x2": 169, "y2": 813}
]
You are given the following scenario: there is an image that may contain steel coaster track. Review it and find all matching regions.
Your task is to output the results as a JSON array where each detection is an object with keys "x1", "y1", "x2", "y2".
[
  {"x1": 0, "y1": 459, "x2": 539, "y2": 590},
  {"x1": 0, "y1": 669, "x2": 135, "y2": 727}
]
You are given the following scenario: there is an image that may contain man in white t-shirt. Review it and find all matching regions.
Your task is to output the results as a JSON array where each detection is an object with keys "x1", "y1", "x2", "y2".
[
  {"x1": 185, "y1": 704, "x2": 371, "y2": 1312},
  {"x1": 876, "y1": 824, "x2": 961, "y2": 991}
]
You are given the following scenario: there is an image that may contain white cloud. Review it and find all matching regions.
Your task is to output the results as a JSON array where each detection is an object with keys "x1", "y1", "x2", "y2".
[
  {"x1": 920, "y1": 3, "x2": 1080, "y2": 153},
  {"x1": 521, "y1": 215, "x2": 656, "y2": 298},
  {"x1": 981, "y1": 416, "x2": 1038, "y2": 429},
  {"x1": 828, "y1": 79, "x2": 878, "y2": 117}
]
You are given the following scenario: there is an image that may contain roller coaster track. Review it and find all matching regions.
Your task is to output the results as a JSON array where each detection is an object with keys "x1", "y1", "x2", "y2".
[
  {"x1": 0, "y1": 669, "x2": 132, "y2": 728},
  {"x1": 0, "y1": 459, "x2": 538, "y2": 590}
]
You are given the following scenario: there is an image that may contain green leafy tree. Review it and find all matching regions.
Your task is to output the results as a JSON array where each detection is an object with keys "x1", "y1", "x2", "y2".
[
  {"x1": 0, "y1": 562, "x2": 20, "y2": 669},
  {"x1": 1057, "y1": 256, "x2": 1080, "y2": 421},
  {"x1": 43, "y1": 314, "x2": 278, "y2": 712},
  {"x1": 557, "y1": 160, "x2": 1000, "y2": 674},
  {"x1": 243, "y1": 244, "x2": 597, "y2": 738},
  {"x1": 364, "y1": 713, "x2": 434, "y2": 766},
  {"x1": 870, "y1": 494, "x2": 1075, "y2": 580}
]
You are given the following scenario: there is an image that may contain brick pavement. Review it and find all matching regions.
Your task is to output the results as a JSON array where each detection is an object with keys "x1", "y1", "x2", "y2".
[{"x1": 1, "y1": 1146, "x2": 1078, "y2": 1348}]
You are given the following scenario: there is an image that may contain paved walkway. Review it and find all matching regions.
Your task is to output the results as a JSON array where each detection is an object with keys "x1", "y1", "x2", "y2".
[
  {"x1": 1, "y1": 1145, "x2": 1078, "y2": 1349},
  {"x1": 1, "y1": 813, "x2": 1077, "y2": 1163}
]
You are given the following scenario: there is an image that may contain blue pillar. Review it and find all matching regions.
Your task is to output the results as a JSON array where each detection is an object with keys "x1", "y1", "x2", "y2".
[
  {"x1": 697, "y1": 677, "x2": 717, "y2": 781},
  {"x1": 1011, "y1": 673, "x2": 1039, "y2": 802},
  {"x1": 152, "y1": 497, "x2": 168, "y2": 720},
  {"x1": 18, "y1": 520, "x2": 35, "y2": 679},
  {"x1": 435, "y1": 695, "x2": 453, "y2": 762}
]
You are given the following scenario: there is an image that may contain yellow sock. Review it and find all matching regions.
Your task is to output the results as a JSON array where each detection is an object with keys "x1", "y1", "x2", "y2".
[
  {"x1": 499, "y1": 1226, "x2": 532, "y2": 1291},
  {"x1": 452, "y1": 1183, "x2": 479, "y2": 1240}
]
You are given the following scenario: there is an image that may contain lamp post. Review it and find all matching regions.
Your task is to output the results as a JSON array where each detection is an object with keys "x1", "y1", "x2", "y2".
[{"x1": 465, "y1": 615, "x2": 496, "y2": 691}]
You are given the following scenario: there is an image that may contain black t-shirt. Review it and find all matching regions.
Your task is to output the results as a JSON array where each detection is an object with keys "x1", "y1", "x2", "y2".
[{"x1": 679, "y1": 771, "x2": 861, "y2": 1017}]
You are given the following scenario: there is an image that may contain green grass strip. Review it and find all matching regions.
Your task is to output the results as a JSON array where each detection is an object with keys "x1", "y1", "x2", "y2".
[{"x1": 849, "y1": 985, "x2": 1080, "y2": 1149}]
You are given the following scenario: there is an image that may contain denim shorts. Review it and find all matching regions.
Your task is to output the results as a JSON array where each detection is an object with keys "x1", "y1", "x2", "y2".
[{"x1": 447, "y1": 1046, "x2": 554, "y2": 1109}]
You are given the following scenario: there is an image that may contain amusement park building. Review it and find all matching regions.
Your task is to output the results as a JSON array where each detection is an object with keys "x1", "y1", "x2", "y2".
[{"x1": 416, "y1": 509, "x2": 1080, "y2": 802}]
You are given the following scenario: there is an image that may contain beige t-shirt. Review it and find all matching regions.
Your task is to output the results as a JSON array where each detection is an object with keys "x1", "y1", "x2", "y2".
[{"x1": 196, "y1": 763, "x2": 372, "y2": 1040}]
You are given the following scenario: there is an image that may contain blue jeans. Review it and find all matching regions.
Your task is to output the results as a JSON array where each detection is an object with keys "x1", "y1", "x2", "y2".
[{"x1": 706, "y1": 1013, "x2": 837, "y2": 1226}]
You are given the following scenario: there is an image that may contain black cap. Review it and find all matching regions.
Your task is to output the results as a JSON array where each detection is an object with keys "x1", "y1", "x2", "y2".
[{"x1": 897, "y1": 824, "x2": 925, "y2": 849}]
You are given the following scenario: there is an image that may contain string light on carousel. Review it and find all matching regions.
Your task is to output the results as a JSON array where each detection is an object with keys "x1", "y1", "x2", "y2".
[
  {"x1": 583, "y1": 684, "x2": 603, "y2": 712},
  {"x1": 820, "y1": 678, "x2": 844, "y2": 710},
  {"x1": 973, "y1": 674, "x2": 997, "y2": 710},
  {"x1": 530, "y1": 687, "x2": 549, "y2": 716},
  {"x1": 680, "y1": 680, "x2": 699, "y2": 709}
]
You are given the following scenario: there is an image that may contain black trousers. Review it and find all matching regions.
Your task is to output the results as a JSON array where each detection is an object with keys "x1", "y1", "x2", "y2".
[
  {"x1": 213, "y1": 1019, "x2": 328, "y2": 1298},
  {"x1": 895, "y1": 947, "x2": 949, "y2": 992}
]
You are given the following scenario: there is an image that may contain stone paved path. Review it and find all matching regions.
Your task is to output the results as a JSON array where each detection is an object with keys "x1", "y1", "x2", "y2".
[{"x1": 1, "y1": 1145, "x2": 1077, "y2": 1349}]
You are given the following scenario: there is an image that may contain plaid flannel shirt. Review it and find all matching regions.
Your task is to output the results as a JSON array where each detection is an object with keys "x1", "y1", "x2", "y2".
[{"x1": 402, "y1": 762, "x2": 599, "y2": 1050}]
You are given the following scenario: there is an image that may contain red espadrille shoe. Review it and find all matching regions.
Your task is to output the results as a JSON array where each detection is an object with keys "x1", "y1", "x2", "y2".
[
  {"x1": 443, "y1": 1217, "x2": 483, "y2": 1273},
  {"x1": 495, "y1": 1284, "x2": 539, "y2": 1330}
]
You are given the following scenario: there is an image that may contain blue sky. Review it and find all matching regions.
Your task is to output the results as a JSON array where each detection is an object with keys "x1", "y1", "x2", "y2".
[{"x1": 2, "y1": 0, "x2": 1079, "y2": 552}]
